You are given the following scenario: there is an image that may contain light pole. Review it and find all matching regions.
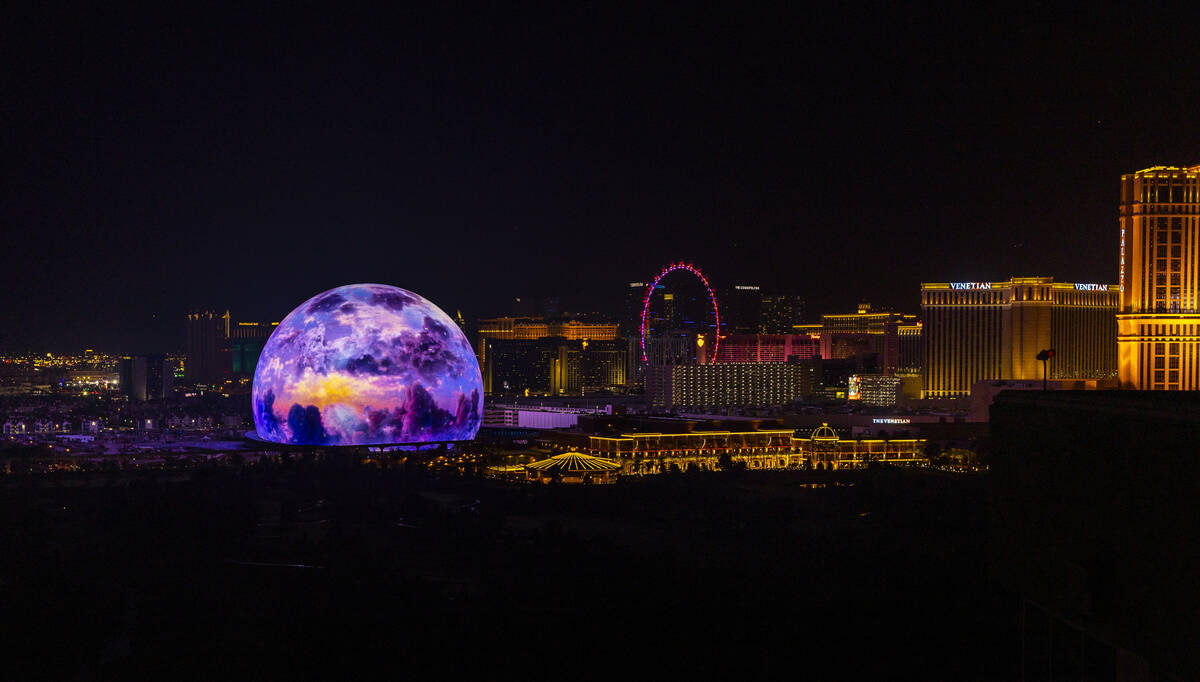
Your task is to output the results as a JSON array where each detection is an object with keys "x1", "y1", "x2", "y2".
[{"x1": 1036, "y1": 349, "x2": 1055, "y2": 391}]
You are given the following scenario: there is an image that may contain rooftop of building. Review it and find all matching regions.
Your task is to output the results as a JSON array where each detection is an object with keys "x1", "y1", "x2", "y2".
[
  {"x1": 991, "y1": 389, "x2": 1200, "y2": 422},
  {"x1": 921, "y1": 277, "x2": 1117, "y2": 291},
  {"x1": 1130, "y1": 164, "x2": 1200, "y2": 174}
]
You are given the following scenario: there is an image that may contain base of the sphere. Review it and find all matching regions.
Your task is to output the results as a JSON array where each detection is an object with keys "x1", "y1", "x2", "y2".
[{"x1": 243, "y1": 431, "x2": 469, "y2": 452}]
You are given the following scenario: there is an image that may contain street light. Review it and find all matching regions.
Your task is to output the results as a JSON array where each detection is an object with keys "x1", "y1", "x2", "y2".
[{"x1": 1036, "y1": 349, "x2": 1055, "y2": 391}]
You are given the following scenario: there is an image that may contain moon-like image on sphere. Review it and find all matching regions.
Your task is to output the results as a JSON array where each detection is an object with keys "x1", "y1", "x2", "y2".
[{"x1": 252, "y1": 284, "x2": 483, "y2": 445}]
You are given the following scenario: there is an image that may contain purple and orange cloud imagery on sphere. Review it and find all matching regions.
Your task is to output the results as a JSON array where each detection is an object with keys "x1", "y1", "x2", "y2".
[{"x1": 252, "y1": 284, "x2": 483, "y2": 445}]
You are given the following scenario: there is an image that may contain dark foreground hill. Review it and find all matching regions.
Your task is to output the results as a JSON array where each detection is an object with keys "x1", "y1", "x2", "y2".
[{"x1": 0, "y1": 461, "x2": 1013, "y2": 680}]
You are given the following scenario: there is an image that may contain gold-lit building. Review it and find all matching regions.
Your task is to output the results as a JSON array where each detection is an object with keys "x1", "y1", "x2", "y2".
[
  {"x1": 475, "y1": 317, "x2": 618, "y2": 363},
  {"x1": 921, "y1": 278, "x2": 1118, "y2": 398},
  {"x1": 476, "y1": 316, "x2": 623, "y2": 395},
  {"x1": 819, "y1": 303, "x2": 917, "y2": 375},
  {"x1": 1117, "y1": 165, "x2": 1200, "y2": 390},
  {"x1": 584, "y1": 427, "x2": 925, "y2": 472}
]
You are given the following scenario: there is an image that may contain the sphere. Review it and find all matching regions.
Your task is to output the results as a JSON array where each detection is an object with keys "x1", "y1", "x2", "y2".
[{"x1": 252, "y1": 283, "x2": 483, "y2": 445}]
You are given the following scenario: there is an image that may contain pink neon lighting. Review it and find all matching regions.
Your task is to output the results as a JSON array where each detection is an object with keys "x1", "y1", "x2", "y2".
[{"x1": 639, "y1": 262, "x2": 721, "y2": 364}]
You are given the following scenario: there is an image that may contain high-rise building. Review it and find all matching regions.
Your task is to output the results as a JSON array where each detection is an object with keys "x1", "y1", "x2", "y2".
[
  {"x1": 922, "y1": 278, "x2": 1118, "y2": 398},
  {"x1": 759, "y1": 294, "x2": 806, "y2": 334},
  {"x1": 713, "y1": 334, "x2": 819, "y2": 363},
  {"x1": 186, "y1": 310, "x2": 228, "y2": 385},
  {"x1": 897, "y1": 322, "x2": 923, "y2": 374},
  {"x1": 622, "y1": 282, "x2": 648, "y2": 337},
  {"x1": 847, "y1": 374, "x2": 901, "y2": 407},
  {"x1": 482, "y1": 337, "x2": 628, "y2": 396},
  {"x1": 819, "y1": 303, "x2": 917, "y2": 375},
  {"x1": 722, "y1": 285, "x2": 763, "y2": 334},
  {"x1": 1117, "y1": 165, "x2": 1200, "y2": 389},
  {"x1": 187, "y1": 311, "x2": 279, "y2": 385},
  {"x1": 228, "y1": 321, "x2": 277, "y2": 376},
  {"x1": 475, "y1": 316, "x2": 619, "y2": 374},
  {"x1": 119, "y1": 354, "x2": 174, "y2": 401},
  {"x1": 646, "y1": 361, "x2": 814, "y2": 411}
]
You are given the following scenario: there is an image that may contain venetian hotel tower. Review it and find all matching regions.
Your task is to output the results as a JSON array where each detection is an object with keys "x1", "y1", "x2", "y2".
[{"x1": 1118, "y1": 165, "x2": 1200, "y2": 389}]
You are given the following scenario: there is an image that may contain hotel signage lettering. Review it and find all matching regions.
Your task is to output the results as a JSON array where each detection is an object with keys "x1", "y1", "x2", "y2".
[
  {"x1": 872, "y1": 418, "x2": 911, "y2": 424},
  {"x1": 950, "y1": 282, "x2": 992, "y2": 290},
  {"x1": 1074, "y1": 283, "x2": 1106, "y2": 291}
]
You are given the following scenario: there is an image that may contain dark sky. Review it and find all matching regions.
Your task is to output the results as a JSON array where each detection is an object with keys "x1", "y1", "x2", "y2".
[{"x1": 2, "y1": 5, "x2": 1197, "y2": 352}]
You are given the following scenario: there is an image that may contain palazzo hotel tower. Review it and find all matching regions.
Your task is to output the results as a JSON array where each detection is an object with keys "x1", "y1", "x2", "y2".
[{"x1": 1118, "y1": 165, "x2": 1200, "y2": 390}]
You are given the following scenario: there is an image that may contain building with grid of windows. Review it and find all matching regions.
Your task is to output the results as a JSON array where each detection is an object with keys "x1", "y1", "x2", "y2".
[
  {"x1": 921, "y1": 278, "x2": 1118, "y2": 398},
  {"x1": 897, "y1": 322, "x2": 922, "y2": 374},
  {"x1": 645, "y1": 362, "x2": 814, "y2": 410},
  {"x1": 759, "y1": 294, "x2": 806, "y2": 334},
  {"x1": 819, "y1": 304, "x2": 917, "y2": 375},
  {"x1": 475, "y1": 316, "x2": 619, "y2": 370},
  {"x1": 848, "y1": 374, "x2": 901, "y2": 407},
  {"x1": 712, "y1": 333, "x2": 819, "y2": 363},
  {"x1": 1117, "y1": 165, "x2": 1200, "y2": 390},
  {"x1": 482, "y1": 337, "x2": 627, "y2": 396}
]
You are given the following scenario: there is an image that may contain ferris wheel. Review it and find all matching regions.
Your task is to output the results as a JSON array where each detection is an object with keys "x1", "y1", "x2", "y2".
[{"x1": 639, "y1": 262, "x2": 721, "y2": 363}]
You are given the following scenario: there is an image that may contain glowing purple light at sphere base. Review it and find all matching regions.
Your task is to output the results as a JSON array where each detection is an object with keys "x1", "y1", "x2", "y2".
[{"x1": 639, "y1": 262, "x2": 721, "y2": 364}]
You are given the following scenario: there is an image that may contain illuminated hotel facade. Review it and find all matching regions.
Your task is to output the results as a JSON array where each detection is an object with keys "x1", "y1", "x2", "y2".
[
  {"x1": 819, "y1": 304, "x2": 918, "y2": 375},
  {"x1": 584, "y1": 428, "x2": 925, "y2": 472},
  {"x1": 645, "y1": 362, "x2": 815, "y2": 410},
  {"x1": 1117, "y1": 165, "x2": 1200, "y2": 390},
  {"x1": 712, "y1": 333, "x2": 819, "y2": 363},
  {"x1": 921, "y1": 278, "x2": 1118, "y2": 398},
  {"x1": 475, "y1": 316, "x2": 620, "y2": 392}
]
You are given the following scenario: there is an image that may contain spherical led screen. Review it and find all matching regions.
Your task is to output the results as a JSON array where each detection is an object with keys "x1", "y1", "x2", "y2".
[{"x1": 252, "y1": 284, "x2": 482, "y2": 445}]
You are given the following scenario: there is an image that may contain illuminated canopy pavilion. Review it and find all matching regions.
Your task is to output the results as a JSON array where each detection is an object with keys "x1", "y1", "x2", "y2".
[{"x1": 525, "y1": 452, "x2": 621, "y2": 484}]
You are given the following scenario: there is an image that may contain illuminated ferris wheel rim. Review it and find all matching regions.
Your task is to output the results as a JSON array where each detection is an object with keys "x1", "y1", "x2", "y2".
[{"x1": 639, "y1": 262, "x2": 721, "y2": 364}]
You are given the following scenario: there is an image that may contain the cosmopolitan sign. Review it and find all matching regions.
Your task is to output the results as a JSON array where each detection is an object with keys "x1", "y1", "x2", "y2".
[
  {"x1": 950, "y1": 282, "x2": 992, "y2": 290},
  {"x1": 1074, "y1": 283, "x2": 1107, "y2": 291},
  {"x1": 873, "y1": 418, "x2": 912, "y2": 425}
]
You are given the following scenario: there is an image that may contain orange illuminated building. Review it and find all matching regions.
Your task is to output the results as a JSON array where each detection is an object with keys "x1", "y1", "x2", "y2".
[
  {"x1": 1117, "y1": 165, "x2": 1200, "y2": 389},
  {"x1": 583, "y1": 427, "x2": 925, "y2": 472},
  {"x1": 475, "y1": 316, "x2": 618, "y2": 363},
  {"x1": 921, "y1": 278, "x2": 1118, "y2": 398}
]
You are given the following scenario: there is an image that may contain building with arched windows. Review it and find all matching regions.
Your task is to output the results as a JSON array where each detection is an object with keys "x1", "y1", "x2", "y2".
[{"x1": 1117, "y1": 165, "x2": 1200, "y2": 389}]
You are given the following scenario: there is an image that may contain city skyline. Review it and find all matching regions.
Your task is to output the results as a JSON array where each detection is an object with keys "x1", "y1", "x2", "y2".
[
  {"x1": 2, "y1": 7, "x2": 1196, "y2": 352},
  {"x1": 4, "y1": 9, "x2": 1198, "y2": 678}
]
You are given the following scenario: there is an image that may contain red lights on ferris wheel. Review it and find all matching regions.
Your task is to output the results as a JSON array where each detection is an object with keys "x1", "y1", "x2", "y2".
[{"x1": 639, "y1": 262, "x2": 721, "y2": 364}]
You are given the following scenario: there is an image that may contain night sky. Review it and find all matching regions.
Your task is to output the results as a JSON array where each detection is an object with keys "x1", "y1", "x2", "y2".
[{"x1": 2, "y1": 5, "x2": 1196, "y2": 352}]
